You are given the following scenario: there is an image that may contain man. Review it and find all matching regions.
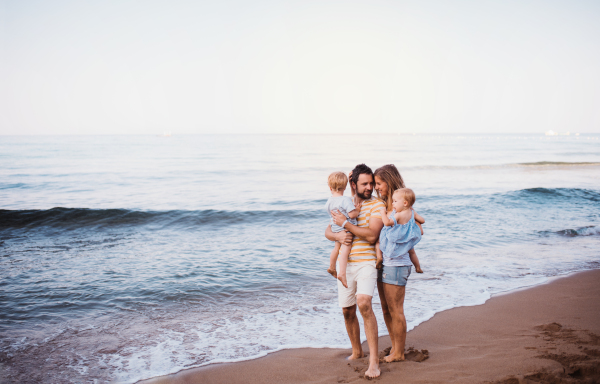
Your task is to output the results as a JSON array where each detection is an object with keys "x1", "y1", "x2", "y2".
[{"x1": 325, "y1": 163, "x2": 385, "y2": 379}]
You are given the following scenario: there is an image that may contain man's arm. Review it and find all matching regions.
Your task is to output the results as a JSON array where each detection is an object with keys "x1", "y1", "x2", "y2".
[
  {"x1": 325, "y1": 225, "x2": 353, "y2": 245},
  {"x1": 331, "y1": 210, "x2": 383, "y2": 244}
]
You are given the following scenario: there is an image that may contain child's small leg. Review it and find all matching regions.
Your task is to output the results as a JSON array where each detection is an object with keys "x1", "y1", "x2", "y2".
[
  {"x1": 328, "y1": 241, "x2": 341, "y2": 278},
  {"x1": 409, "y1": 248, "x2": 423, "y2": 273},
  {"x1": 375, "y1": 241, "x2": 383, "y2": 269},
  {"x1": 337, "y1": 243, "x2": 351, "y2": 288}
]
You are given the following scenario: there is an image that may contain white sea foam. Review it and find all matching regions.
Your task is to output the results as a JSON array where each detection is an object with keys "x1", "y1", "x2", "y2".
[{"x1": 99, "y1": 241, "x2": 595, "y2": 384}]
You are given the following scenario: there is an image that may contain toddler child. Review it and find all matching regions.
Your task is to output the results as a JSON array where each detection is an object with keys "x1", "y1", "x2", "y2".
[
  {"x1": 376, "y1": 188, "x2": 424, "y2": 273},
  {"x1": 325, "y1": 172, "x2": 361, "y2": 288}
]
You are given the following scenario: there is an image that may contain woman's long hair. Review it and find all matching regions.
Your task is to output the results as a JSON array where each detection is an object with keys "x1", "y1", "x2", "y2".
[{"x1": 374, "y1": 164, "x2": 405, "y2": 211}]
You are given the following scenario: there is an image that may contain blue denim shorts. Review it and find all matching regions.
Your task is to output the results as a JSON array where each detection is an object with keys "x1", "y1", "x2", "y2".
[{"x1": 377, "y1": 265, "x2": 411, "y2": 286}]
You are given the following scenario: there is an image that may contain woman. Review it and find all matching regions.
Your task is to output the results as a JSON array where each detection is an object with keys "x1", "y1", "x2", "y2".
[{"x1": 373, "y1": 164, "x2": 420, "y2": 363}]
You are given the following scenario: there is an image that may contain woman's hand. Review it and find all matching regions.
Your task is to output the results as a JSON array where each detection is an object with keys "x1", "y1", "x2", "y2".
[{"x1": 331, "y1": 210, "x2": 347, "y2": 227}]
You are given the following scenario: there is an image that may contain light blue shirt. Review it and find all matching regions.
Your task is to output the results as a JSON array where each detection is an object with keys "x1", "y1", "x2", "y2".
[
  {"x1": 380, "y1": 210, "x2": 421, "y2": 267},
  {"x1": 325, "y1": 196, "x2": 358, "y2": 233}
]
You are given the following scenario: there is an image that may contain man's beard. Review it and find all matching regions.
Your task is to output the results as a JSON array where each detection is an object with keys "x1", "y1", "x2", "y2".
[{"x1": 356, "y1": 189, "x2": 372, "y2": 200}]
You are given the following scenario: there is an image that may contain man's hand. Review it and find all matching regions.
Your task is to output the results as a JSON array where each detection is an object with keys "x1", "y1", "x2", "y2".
[
  {"x1": 325, "y1": 225, "x2": 353, "y2": 245},
  {"x1": 336, "y1": 230, "x2": 353, "y2": 246},
  {"x1": 331, "y1": 210, "x2": 347, "y2": 227}
]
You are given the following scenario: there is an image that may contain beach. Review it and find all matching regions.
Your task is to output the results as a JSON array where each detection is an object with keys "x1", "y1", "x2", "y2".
[
  {"x1": 1, "y1": 135, "x2": 599, "y2": 383},
  {"x1": 140, "y1": 269, "x2": 600, "y2": 384}
]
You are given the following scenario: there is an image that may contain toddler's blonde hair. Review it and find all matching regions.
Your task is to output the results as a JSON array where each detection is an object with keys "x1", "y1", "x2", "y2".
[
  {"x1": 328, "y1": 172, "x2": 348, "y2": 191},
  {"x1": 393, "y1": 188, "x2": 416, "y2": 207}
]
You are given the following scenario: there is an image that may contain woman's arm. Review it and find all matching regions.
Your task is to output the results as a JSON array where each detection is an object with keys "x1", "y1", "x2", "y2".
[
  {"x1": 412, "y1": 209, "x2": 424, "y2": 235},
  {"x1": 325, "y1": 225, "x2": 353, "y2": 245},
  {"x1": 416, "y1": 221, "x2": 423, "y2": 235},
  {"x1": 331, "y1": 210, "x2": 383, "y2": 244},
  {"x1": 413, "y1": 210, "x2": 425, "y2": 224}
]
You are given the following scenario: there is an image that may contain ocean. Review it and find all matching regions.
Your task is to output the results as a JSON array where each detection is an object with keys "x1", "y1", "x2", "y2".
[{"x1": 1, "y1": 134, "x2": 599, "y2": 383}]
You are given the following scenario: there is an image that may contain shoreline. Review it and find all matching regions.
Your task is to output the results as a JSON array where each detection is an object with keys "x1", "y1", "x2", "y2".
[{"x1": 139, "y1": 269, "x2": 600, "y2": 383}]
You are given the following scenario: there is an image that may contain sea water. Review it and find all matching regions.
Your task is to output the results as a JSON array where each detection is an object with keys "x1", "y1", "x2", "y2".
[{"x1": 1, "y1": 134, "x2": 599, "y2": 383}]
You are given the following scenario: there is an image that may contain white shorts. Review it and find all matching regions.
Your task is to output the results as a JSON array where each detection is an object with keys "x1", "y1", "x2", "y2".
[{"x1": 338, "y1": 261, "x2": 377, "y2": 308}]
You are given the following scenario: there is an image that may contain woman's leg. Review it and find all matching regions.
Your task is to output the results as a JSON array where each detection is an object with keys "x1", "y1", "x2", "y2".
[
  {"x1": 376, "y1": 280, "x2": 395, "y2": 356},
  {"x1": 382, "y1": 283, "x2": 407, "y2": 362}
]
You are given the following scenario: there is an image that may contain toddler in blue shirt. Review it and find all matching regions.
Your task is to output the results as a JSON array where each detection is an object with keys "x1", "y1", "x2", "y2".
[{"x1": 376, "y1": 188, "x2": 424, "y2": 273}]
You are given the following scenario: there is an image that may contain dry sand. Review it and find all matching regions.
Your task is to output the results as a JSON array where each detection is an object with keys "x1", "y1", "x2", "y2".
[{"x1": 140, "y1": 269, "x2": 600, "y2": 384}]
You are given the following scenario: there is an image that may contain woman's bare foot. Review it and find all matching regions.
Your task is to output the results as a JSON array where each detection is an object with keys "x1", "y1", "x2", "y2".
[
  {"x1": 415, "y1": 266, "x2": 423, "y2": 273},
  {"x1": 364, "y1": 364, "x2": 381, "y2": 379},
  {"x1": 327, "y1": 268, "x2": 337, "y2": 278},
  {"x1": 346, "y1": 351, "x2": 364, "y2": 360},
  {"x1": 383, "y1": 352, "x2": 405, "y2": 363},
  {"x1": 338, "y1": 274, "x2": 348, "y2": 288}
]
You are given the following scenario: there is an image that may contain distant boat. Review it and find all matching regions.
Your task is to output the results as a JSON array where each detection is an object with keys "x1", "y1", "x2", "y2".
[
  {"x1": 162, "y1": 131, "x2": 172, "y2": 137},
  {"x1": 545, "y1": 130, "x2": 570, "y2": 136}
]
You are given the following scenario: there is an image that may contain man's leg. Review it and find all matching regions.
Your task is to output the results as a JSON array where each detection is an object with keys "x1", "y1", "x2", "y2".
[
  {"x1": 342, "y1": 305, "x2": 363, "y2": 359},
  {"x1": 377, "y1": 281, "x2": 395, "y2": 356},
  {"x1": 382, "y1": 284, "x2": 407, "y2": 362},
  {"x1": 357, "y1": 294, "x2": 380, "y2": 378}
]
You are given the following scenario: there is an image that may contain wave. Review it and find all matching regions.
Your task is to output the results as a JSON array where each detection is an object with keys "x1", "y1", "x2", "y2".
[
  {"x1": 553, "y1": 226, "x2": 600, "y2": 237},
  {"x1": 2, "y1": 188, "x2": 597, "y2": 231},
  {"x1": 516, "y1": 161, "x2": 600, "y2": 167},
  {"x1": 0, "y1": 207, "x2": 323, "y2": 231},
  {"x1": 401, "y1": 161, "x2": 600, "y2": 171},
  {"x1": 512, "y1": 188, "x2": 600, "y2": 202},
  {"x1": 421, "y1": 187, "x2": 600, "y2": 204}
]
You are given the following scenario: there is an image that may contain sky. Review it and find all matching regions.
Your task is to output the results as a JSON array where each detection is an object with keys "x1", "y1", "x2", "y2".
[{"x1": 1, "y1": 0, "x2": 599, "y2": 135}]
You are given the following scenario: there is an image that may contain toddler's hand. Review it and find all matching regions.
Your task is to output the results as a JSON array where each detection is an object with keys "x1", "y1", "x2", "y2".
[{"x1": 348, "y1": 171, "x2": 355, "y2": 195}]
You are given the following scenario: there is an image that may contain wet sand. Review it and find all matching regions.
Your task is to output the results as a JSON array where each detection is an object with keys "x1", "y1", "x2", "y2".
[{"x1": 139, "y1": 269, "x2": 600, "y2": 384}]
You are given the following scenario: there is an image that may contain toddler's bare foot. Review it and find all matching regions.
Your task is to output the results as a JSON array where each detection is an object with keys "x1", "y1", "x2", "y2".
[
  {"x1": 415, "y1": 266, "x2": 423, "y2": 273},
  {"x1": 327, "y1": 268, "x2": 337, "y2": 278},
  {"x1": 338, "y1": 274, "x2": 348, "y2": 288}
]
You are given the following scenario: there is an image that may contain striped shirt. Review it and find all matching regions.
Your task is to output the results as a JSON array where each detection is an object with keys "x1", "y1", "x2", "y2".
[{"x1": 347, "y1": 197, "x2": 385, "y2": 263}]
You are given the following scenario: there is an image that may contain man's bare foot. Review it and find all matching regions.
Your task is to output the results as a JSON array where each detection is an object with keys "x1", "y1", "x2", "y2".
[
  {"x1": 383, "y1": 353, "x2": 405, "y2": 363},
  {"x1": 338, "y1": 274, "x2": 348, "y2": 288},
  {"x1": 327, "y1": 268, "x2": 337, "y2": 278},
  {"x1": 415, "y1": 266, "x2": 423, "y2": 273},
  {"x1": 364, "y1": 364, "x2": 381, "y2": 379}
]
